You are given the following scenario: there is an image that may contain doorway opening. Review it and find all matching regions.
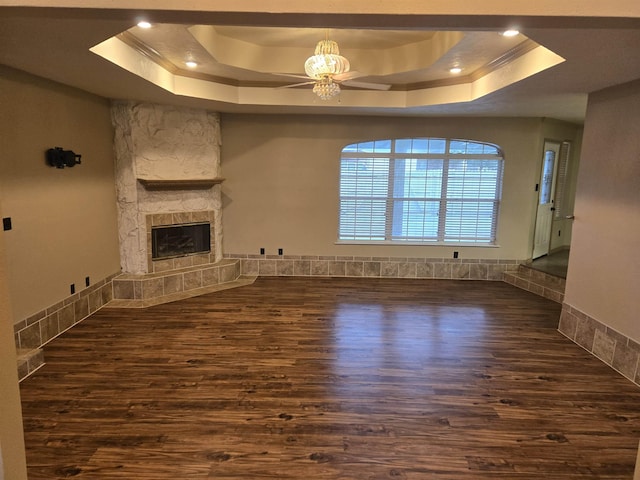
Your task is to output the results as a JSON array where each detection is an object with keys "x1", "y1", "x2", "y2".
[{"x1": 531, "y1": 140, "x2": 574, "y2": 277}]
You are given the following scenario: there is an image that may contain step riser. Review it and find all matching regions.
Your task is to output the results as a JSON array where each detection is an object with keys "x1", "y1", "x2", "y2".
[{"x1": 503, "y1": 264, "x2": 565, "y2": 304}]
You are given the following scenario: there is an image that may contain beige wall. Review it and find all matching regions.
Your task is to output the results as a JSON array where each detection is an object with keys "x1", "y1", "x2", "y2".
[
  {"x1": 0, "y1": 66, "x2": 121, "y2": 323},
  {"x1": 221, "y1": 114, "x2": 582, "y2": 261},
  {"x1": 0, "y1": 207, "x2": 27, "y2": 480},
  {"x1": 0, "y1": 64, "x2": 120, "y2": 479},
  {"x1": 564, "y1": 79, "x2": 640, "y2": 342}
]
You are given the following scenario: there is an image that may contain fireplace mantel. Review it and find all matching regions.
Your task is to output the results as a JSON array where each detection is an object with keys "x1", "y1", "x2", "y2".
[{"x1": 137, "y1": 178, "x2": 225, "y2": 190}]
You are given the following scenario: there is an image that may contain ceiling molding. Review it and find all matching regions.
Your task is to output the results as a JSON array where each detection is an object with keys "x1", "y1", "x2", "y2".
[
  {"x1": 470, "y1": 38, "x2": 540, "y2": 82},
  {"x1": 115, "y1": 26, "x2": 542, "y2": 93},
  {"x1": 117, "y1": 31, "x2": 177, "y2": 74},
  {"x1": 118, "y1": 31, "x2": 242, "y2": 87}
]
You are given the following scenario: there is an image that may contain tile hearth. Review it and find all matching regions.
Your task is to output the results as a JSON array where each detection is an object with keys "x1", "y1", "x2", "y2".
[{"x1": 110, "y1": 258, "x2": 253, "y2": 308}]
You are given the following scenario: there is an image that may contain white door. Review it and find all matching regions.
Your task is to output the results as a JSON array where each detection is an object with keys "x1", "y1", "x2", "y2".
[{"x1": 533, "y1": 141, "x2": 560, "y2": 259}]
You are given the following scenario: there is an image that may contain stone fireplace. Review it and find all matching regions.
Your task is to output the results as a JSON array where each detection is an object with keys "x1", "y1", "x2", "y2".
[
  {"x1": 109, "y1": 102, "x2": 243, "y2": 305},
  {"x1": 111, "y1": 102, "x2": 223, "y2": 273}
]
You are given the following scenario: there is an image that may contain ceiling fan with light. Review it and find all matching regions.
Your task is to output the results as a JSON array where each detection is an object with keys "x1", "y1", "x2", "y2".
[{"x1": 278, "y1": 38, "x2": 391, "y2": 99}]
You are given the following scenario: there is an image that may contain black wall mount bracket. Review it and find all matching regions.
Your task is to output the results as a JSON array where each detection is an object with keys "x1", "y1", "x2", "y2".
[{"x1": 46, "y1": 147, "x2": 82, "y2": 168}]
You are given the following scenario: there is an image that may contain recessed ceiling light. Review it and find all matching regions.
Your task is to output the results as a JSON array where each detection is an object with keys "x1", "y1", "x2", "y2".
[
  {"x1": 449, "y1": 67, "x2": 462, "y2": 74},
  {"x1": 185, "y1": 61, "x2": 198, "y2": 69},
  {"x1": 502, "y1": 29, "x2": 520, "y2": 37},
  {"x1": 137, "y1": 21, "x2": 152, "y2": 29}
]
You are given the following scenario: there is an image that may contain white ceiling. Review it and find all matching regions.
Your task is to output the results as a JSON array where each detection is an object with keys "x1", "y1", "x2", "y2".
[{"x1": 1, "y1": 4, "x2": 640, "y2": 124}]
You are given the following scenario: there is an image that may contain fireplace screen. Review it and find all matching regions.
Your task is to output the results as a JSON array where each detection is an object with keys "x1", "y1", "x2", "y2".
[{"x1": 152, "y1": 222, "x2": 211, "y2": 260}]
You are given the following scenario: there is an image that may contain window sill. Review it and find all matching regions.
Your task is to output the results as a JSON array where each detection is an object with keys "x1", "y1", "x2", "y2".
[{"x1": 335, "y1": 240, "x2": 500, "y2": 247}]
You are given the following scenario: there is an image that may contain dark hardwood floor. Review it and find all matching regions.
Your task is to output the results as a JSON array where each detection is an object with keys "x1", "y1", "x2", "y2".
[{"x1": 19, "y1": 277, "x2": 640, "y2": 479}]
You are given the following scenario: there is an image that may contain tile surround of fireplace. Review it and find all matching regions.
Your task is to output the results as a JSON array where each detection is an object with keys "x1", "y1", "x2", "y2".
[{"x1": 145, "y1": 210, "x2": 216, "y2": 274}]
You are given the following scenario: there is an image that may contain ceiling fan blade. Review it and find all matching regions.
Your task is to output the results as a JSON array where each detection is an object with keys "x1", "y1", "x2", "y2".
[
  {"x1": 333, "y1": 71, "x2": 365, "y2": 82},
  {"x1": 342, "y1": 80, "x2": 392, "y2": 91},
  {"x1": 277, "y1": 81, "x2": 316, "y2": 89},
  {"x1": 271, "y1": 73, "x2": 312, "y2": 81}
]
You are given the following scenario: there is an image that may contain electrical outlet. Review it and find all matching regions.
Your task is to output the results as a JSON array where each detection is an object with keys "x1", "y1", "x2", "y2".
[
  {"x1": 85, "y1": 276, "x2": 90, "y2": 287},
  {"x1": 278, "y1": 248, "x2": 283, "y2": 255},
  {"x1": 453, "y1": 251, "x2": 459, "y2": 259},
  {"x1": 70, "y1": 284, "x2": 75, "y2": 295},
  {"x1": 2, "y1": 217, "x2": 11, "y2": 231},
  {"x1": 260, "y1": 247, "x2": 265, "y2": 255}
]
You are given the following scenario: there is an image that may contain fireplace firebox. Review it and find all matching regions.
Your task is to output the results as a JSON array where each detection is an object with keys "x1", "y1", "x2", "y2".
[{"x1": 151, "y1": 222, "x2": 211, "y2": 260}]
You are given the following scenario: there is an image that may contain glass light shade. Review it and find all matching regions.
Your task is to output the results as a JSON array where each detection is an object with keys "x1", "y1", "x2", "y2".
[
  {"x1": 312, "y1": 77, "x2": 341, "y2": 100},
  {"x1": 304, "y1": 40, "x2": 350, "y2": 80}
]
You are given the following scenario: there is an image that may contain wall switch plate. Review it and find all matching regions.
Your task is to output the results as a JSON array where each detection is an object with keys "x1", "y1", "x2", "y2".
[
  {"x1": 278, "y1": 248, "x2": 283, "y2": 255},
  {"x1": 260, "y1": 247, "x2": 265, "y2": 255},
  {"x1": 70, "y1": 284, "x2": 75, "y2": 294},
  {"x1": 2, "y1": 217, "x2": 11, "y2": 231}
]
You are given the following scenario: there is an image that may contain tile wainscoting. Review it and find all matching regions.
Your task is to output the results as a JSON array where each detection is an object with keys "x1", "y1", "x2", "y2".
[
  {"x1": 225, "y1": 253, "x2": 522, "y2": 280},
  {"x1": 14, "y1": 273, "x2": 117, "y2": 381},
  {"x1": 559, "y1": 303, "x2": 640, "y2": 387}
]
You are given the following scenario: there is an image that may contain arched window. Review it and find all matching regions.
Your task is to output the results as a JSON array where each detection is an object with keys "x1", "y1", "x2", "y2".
[{"x1": 338, "y1": 138, "x2": 504, "y2": 244}]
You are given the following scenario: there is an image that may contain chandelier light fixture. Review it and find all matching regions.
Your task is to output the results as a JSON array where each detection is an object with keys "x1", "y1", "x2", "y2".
[
  {"x1": 312, "y1": 77, "x2": 341, "y2": 100},
  {"x1": 304, "y1": 39, "x2": 350, "y2": 99}
]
